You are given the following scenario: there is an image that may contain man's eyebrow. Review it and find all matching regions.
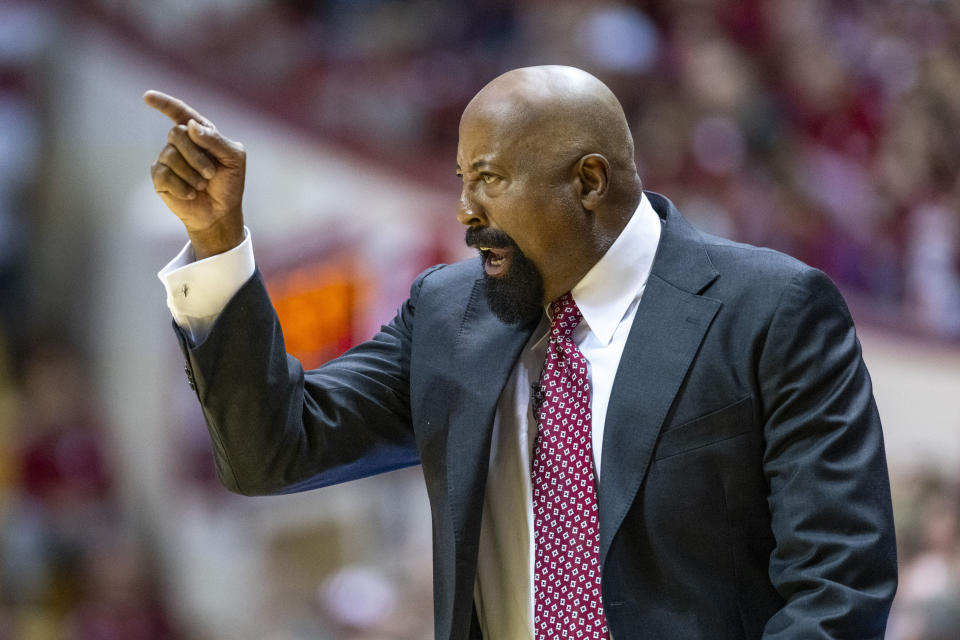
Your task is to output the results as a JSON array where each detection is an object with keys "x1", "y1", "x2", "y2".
[{"x1": 456, "y1": 159, "x2": 496, "y2": 174}]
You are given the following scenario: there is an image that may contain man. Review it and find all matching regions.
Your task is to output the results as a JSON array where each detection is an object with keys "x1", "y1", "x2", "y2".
[{"x1": 148, "y1": 66, "x2": 897, "y2": 639}]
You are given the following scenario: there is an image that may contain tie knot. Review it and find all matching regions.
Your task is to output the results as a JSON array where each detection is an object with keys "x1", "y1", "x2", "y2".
[{"x1": 549, "y1": 293, "x2": 582, "y2": 339}]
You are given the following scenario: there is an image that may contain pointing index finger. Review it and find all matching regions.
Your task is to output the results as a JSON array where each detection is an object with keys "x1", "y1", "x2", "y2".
[{"x1": 143, "y1": 90, "x2": 213, "y2": 127}]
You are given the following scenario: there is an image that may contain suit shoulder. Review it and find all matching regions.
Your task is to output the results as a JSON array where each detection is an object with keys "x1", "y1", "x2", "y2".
[
  {"x1": 699, "y1": 232, "x2": 813, "y2": 284},
  {"x1": 414, "y1": 258, "x2": 481, "y2": 293},
  {"x1": 407, "y1": 259, "x2": 483, "y2": 318},
  {"x1": 695, "y1": 232, "x2": 846, "y2": 317}
]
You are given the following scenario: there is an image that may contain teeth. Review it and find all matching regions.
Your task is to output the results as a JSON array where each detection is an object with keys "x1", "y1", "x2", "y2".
[{"x1": 479, "y1": 247, "x2": 491, "y2": 251}]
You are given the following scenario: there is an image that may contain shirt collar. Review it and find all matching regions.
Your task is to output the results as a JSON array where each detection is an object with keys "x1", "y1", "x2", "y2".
[{"x1": 568, "y1": 192, "x2": 662, "y2": 346}]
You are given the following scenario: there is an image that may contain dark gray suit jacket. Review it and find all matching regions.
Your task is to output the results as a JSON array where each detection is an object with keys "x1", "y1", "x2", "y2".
[{"x1": 177, "y1": 193, "x2": 897, "y2": 639}]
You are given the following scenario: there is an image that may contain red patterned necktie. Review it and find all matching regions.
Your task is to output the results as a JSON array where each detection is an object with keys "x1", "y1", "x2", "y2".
[{"x1": 532, "y1": 293, "x2": 608, "y2": 639}]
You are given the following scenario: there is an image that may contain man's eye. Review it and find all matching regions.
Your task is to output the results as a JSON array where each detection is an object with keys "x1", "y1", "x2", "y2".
[{"x1": 481, "y1": 174, "x2": 498, "y2": 184}]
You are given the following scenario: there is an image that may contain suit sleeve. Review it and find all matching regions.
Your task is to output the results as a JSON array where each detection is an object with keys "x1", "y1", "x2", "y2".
[
  {"x1": 176, "y1": 266, "x2": 443, "y2": 496},
  {"x1": 757, "y1": 268, "x2": 897, "y2": 639}
]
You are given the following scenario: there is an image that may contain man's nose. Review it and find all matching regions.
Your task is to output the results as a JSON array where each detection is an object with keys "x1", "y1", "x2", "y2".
[{"x1": 456, "y1": 192, "x2": 485, "y2": 227}]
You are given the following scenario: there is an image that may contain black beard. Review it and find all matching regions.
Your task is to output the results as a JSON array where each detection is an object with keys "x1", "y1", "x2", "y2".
[{"x1": 465, "y1": 227, "x2": 545, "y2": 325}]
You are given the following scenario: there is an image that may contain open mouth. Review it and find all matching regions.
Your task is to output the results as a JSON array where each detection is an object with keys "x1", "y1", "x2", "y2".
[{"x1": 478, "y1": 246, "x2": 511, "y2": 277}]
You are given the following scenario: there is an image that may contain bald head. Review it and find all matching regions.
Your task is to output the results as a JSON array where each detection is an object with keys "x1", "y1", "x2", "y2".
[{"x1": 462, "y1": 66, "x2": 639, "y2": 191}]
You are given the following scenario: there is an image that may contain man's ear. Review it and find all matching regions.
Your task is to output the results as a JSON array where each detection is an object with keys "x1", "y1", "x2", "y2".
[{"x1": 576, "y1": 154, "x2": 610, "y2": 211}]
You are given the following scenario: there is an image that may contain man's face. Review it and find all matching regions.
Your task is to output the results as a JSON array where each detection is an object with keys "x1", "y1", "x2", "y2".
[{"x1": 456, "y1": 108, "x2": 582, "y2": 323}]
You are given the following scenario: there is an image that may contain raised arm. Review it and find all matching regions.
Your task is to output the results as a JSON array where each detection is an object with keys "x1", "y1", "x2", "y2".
[{"x1": 147, "y1": 91, "x2": 426, "y2": 495}]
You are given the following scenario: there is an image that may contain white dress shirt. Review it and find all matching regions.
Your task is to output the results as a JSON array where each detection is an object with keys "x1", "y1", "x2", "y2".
[{"x1": 158, "y1": 195, "x2": 662, "y2": 639}]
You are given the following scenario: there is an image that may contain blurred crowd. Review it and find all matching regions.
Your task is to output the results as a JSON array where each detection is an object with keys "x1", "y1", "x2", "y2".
[
  {"x1": 89, "y1": 0, "x2": 960, "y2": 338},
  {"x1": 1, "y1": 0, "x2": 959, "y2": 638},
  {"x1": 889, "y1": 469, "x2": 960, "y2": 640},
  {"x1": 0, "y1": 339, "x2": 180, "y2": 638},
  {"x1": 1, "y1": 3, "x2": 181, "y2": 637}
]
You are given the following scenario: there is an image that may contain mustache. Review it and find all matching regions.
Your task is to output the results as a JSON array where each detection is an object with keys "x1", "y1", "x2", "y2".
[{"x1": 465, "y1": 226, "x2": 516, "y2": 250}]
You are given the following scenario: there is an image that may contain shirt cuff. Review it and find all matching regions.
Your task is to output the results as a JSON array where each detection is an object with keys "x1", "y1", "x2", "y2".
[{"x1": 158, "y1": 228, "x2": 255, "y2": 341}]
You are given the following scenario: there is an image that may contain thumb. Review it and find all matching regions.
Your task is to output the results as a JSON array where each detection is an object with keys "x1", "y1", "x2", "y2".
[{"x1": 187, "y1": 119, "x2": 243, "y2": 167}]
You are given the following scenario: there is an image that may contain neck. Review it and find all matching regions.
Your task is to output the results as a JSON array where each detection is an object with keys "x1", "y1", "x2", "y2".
[
  {"x1": 542, "y1": 235, "x2": 615, "y2": 303},
  {"x1": 595, "y1": 185, "x2": 644, "y2": 261},
  {"x1": 543, "y1": 188, "x2": 643, "y2": 304}
]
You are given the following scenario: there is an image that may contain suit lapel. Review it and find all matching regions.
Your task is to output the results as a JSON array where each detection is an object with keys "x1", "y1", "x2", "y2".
[
  {"x1": 446, "y1": 278, "x2": 536, "y2": 630},
  {"x1": 598, "y1": 193, "x2": 721, "y2": 566}
]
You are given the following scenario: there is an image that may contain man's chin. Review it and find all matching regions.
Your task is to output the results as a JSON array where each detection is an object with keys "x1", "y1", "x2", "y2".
[
  {"x1": 483, "y1": 270, "x2": 543, "y2": 325},
  {"x1": 469, "y1": 233, "x2": 544, "y2": 324}
]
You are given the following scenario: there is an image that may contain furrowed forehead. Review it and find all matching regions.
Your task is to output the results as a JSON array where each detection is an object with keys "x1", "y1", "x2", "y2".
[{"x1": 457, "y1": 119, "x2": 541, "y2": 177}]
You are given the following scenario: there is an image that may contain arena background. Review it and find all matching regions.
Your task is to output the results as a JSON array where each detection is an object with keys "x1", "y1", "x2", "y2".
[{"x1": 1, "y1": 1, "x2": 958, "y2": 638}]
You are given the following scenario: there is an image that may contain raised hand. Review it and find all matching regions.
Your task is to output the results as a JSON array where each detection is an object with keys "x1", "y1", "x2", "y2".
[{"x1": 145, "y1": 90, "x2": 246, "y2": 259}]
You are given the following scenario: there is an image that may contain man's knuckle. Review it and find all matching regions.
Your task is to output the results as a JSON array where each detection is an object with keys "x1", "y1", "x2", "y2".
[{"x1": 168, "y1": 177, "x2": 188, "y2": 194}]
